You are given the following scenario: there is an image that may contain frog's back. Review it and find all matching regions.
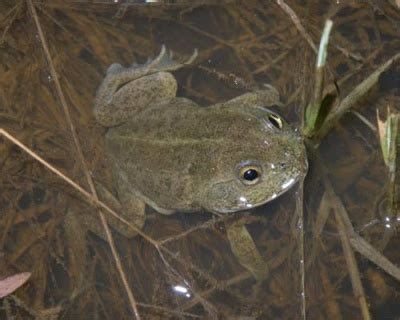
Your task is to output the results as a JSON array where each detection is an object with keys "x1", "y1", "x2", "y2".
[
  {"x1": 105, "y1": 100, "x2": 247, "y2": 212},
  {"x1": 105, "y1": 99, "x2": 304, "y2": 214},
  {"x1": 108, "y1": 98, "x2": 256, "y2": 141}
]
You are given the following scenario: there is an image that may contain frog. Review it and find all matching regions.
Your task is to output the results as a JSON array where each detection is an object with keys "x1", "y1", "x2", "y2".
[{"x1": 66, "y1": 45, "x2": 307, "y2": 281}]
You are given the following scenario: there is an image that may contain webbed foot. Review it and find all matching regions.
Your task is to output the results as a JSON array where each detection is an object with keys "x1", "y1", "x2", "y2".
[
  {"x1": 143, "y1": 44, "x2": 198, "y2": 74},
  {"x1": 105, "y1": 45, "x2": 198, "y2": 78}
]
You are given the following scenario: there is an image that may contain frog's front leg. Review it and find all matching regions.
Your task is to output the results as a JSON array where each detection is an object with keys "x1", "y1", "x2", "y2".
[
  {"x1": 215, "y1": 84, "x2": 282, "y2": 110},
  {"x1": 226, "y1": 219, "x2": 269, "y2": 281},
  {"x1": 94, "y1": 45, "x2": 197, "y2": 127}
]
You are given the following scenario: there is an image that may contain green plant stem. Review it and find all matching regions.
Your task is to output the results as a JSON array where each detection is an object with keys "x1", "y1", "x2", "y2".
[
  {"x1": 303, "y1": 20, "x2": 333, "y2": 137},
  {"x1": 316, "y1": 53, "x2": 400, "y2": 140}
]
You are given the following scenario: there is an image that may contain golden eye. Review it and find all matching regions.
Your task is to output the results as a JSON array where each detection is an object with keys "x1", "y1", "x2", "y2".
[
  {"x1": 239, "y1": 165, "x2": 261, "y2": 185},
  {"x1": 268, "y1": 113, "x2": 283, "y2": 129}
]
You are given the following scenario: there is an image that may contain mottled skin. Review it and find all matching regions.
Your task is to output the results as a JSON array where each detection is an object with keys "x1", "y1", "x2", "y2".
[{"x1": 69, "y1": 46, "x2": 307, "y2": 279}]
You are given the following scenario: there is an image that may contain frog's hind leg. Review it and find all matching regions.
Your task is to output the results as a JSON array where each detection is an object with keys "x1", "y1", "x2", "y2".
[
  {"x1": 64, "y1": 208, "x2": 91, "y2": 291},
  {"x1": 65, "y1": 181, "x2": 145, "y2": 244},
  {"x1": 94, "y1": 46, "x2": 198, "y2": 127}
]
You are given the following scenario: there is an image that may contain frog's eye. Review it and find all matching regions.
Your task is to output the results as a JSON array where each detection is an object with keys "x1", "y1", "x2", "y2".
[
  {"x1": 267, "y1": 113, "x2": 283, "y2": 129},
  {"x1": 238, "y1": 165, "x2": 262, "y2": 185}
]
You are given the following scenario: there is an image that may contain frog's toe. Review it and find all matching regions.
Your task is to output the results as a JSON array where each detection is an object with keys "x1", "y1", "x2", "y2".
[
  {"x1": 95, "y1": 181, "x2": 146, "y2": 239},
  {"x1": 146, "y1": 45, "x2": 198, "y2": 73}
]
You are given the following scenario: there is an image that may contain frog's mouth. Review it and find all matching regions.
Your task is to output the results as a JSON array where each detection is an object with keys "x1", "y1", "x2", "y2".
[
  {"x1": 203, "y1": 174, "x2": 303, "y2": 214},
  {"x1": 234, "y1": 175, "x2": 301, "y2": 211}
]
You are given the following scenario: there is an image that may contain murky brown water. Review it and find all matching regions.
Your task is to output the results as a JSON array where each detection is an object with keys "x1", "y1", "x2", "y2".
[{"x1": 0, "y1": 1, "x2": 399, "y2": 319}]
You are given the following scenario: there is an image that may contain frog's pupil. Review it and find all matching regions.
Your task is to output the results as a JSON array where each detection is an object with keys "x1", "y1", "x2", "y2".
[
  {"x1": 268, "y1": 115, "x2": 281, "y2": 129},
  {"x1": 243, "y1": 169, "x2": 258, "y2": 181}
]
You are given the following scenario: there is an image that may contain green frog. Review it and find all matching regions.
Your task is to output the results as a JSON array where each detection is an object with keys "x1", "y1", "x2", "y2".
[{"x1": 67, "y1": 46, "x2": 307, "y2": 280}]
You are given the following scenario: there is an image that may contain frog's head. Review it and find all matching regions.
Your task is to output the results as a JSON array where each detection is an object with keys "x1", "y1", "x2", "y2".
[{"x1": 199, "y1": 108, "x2": 308, "y2": 214}]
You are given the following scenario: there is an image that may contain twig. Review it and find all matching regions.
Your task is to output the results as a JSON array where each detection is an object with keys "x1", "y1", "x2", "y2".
[
  {"x1": 314, "y1": 191, "x2": 332, "y2": 238},
  {"x1": 349, "y1": 233, "x2": 400, "y2": 281},
  {"x1": 351, "y1": 110, "x2": 377, "y2": 132},
  {"x1": 179, "y1": 272, "x2": 251, "y2": 312},
  {"x1": 156, "y1": 246, "x2": 219, "y2": 319},
  {"x1": 178, "y1": 244, "x2": 290, "y2": 312},
  {"x1": 332, "y1": 200, "x2": 371, "y2": 320},
  {"x1": 137, "y1": 303, "x2": 202, "y2": 318},
  {"x1": 295, "y1": 174, "x2": 306, "y2": 320},
  {"x1": 314, "y1": 150, "x2": 400, "y2": 284},
  {"x1": 27, "y1": 2, "x2": 142, "y2": 318},
  {"x1": 0, "y1": 0, "x2": 23, "y2": 46},
  {"x1": 27, "y1": 1, "x2": 94, "y2": 194},
  {"x1": 0, "y1": 129, "x2": 157, "y2": 245},
  {"x1": 310, "y1": 148, "x2": 371, "y2": 320},
  {"x1": 316, "y1": 53, "x2": 400, "y2": 139},
  {"x1": 158, "y1": 214, "x2": 230, "y2": 245},
  {"x1": 276, "y1": 0, "x2": 317, "y2": 53},
  {"x1": 0, "y1": 129, "x2": 223, "y2": 319}
]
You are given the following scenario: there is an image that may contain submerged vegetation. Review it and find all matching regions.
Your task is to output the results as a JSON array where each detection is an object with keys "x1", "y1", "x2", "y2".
[{"x1": 0, "y1": 0, "x2": 399, "y2": 319}]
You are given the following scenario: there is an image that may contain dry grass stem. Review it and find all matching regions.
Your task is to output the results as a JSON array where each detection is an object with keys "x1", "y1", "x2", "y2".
[
  {"x1": 295, "y1": 174, "x2": 306, "y2": 320},
  {"x1": 0, "y1": 128, "x2": 156, "y2": 244},
  {"x1": 317, "y1": 52, "x2": 400, "y2": 139},
  {"x1": 28, "y1": 1, "x2": 142, "y2": 317},
  {"x1": 311, "y1": 148, "x2": 371, "y2": 319},
  {"x1": 276, "y1": 0, "x2": 317, "y2": 53},
  {"x1": 1, "y1": 1, "x2": 399, "y2": 318},
  {"x1": 349, "y1": 233, "x2": 400, "y2": 281},
  {"x1": 331, "y1": 195, "x2": 371, "y2": 320}
]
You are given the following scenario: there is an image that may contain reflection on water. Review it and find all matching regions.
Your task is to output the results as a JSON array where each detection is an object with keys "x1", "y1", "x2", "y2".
[
  {"x1": 0, "y1": 0, "x2": 399, "y2": 319},
  {"x1": 172, "y1": 284, "x2": 192, "y2": 298}
]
